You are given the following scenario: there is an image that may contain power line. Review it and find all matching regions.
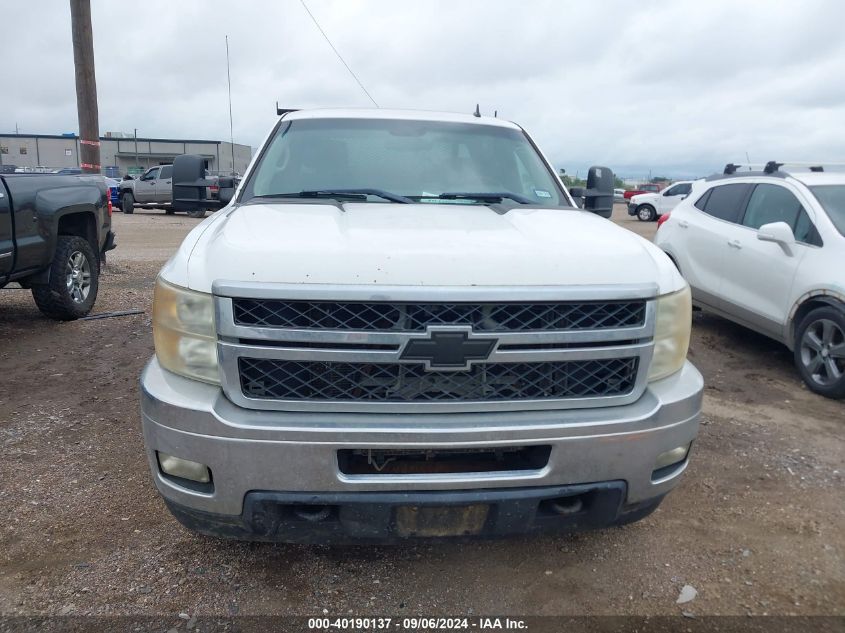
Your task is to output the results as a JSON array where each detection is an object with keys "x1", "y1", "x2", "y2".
[{"x1": 298, "y1": 0, "x2": 379, "y2": 108}]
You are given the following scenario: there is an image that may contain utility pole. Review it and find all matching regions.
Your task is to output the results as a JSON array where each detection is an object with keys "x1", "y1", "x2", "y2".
[
  {"x1": 69, "y1": 0, "x2": 100, "y2": 174},
  {"x1": 134, "y1": 128, "x2": 139, "y2": 172}
]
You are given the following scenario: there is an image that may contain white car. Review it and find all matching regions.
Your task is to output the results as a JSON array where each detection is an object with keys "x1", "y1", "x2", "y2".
[
  {"x1": 628, "y1": 181, "x2": 694, "y2": 222},
  {"x1": 655, "y1": 163, "x2": 845, "y2": 398},
  {"x1": 140, "y1": 108, "x2": 703, "y2": 542}
]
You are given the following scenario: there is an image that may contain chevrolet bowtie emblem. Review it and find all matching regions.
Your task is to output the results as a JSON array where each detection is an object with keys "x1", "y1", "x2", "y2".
[{"x1": 400, "y1": 326, "x2": 497, "y2": 372}]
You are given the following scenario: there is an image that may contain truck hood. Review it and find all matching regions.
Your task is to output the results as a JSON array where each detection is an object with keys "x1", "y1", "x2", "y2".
[{"x1": 161, "y1": 202, "x2": 685, "y2": 294}]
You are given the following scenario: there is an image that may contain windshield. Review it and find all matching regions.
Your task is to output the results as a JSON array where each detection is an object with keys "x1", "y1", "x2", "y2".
[
  {"x1": 810, "y1": 186, "x2": 845, "y2": 237},
  {"x1": 241, "y1": 118, "x2": 566, "y2": 206}
]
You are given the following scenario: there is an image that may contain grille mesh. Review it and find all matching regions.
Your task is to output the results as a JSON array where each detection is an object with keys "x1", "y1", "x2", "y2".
[
  {"x1": 239, "y1": 357, "x2": 638, "y2": 403},
  {"x1": 232, "y1": 299, "x2": 646, "y2": 332}
]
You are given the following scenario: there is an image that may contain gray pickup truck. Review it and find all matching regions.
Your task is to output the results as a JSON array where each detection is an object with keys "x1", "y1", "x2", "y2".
[
  {"x1": 119, "y1": 165, "x2": 214, "y2": 218},
  {"x1": 0, "y1": 173, "x2": 116, "y2": 319}
]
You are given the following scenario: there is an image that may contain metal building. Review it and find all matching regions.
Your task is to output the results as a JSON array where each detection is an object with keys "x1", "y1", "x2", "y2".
[{"x1": 0, "y1": 132, "x2": 253, "y2": 177}]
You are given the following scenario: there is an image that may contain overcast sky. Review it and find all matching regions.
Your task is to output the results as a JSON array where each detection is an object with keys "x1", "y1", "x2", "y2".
[{"x1": 2, "y1": 0, "x2": 845, "y2": 178}]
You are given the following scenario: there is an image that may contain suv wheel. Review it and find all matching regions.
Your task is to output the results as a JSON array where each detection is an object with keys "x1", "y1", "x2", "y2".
[
  {"x1": 121, "y1": 192, "x2": 135, "y2": 214},
  {"x1": 31, "y1": 235, "x2": 99, "y2": 320},
  {"x1": 187, "y1": 208, "x2": 206, "y2": 219},
  {"x1": 637, "y1": 205, "x2": 656, "y2": 222},
  {"x1": 794, "y1": 307, "x2": 845, "y2": 399}
]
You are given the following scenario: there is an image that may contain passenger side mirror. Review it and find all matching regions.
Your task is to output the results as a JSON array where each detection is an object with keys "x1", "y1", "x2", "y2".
[
  {"x1": 582, "y1": 166, "x2": 614, "y2": 218},
  {"x1": 757, "y1": 221, "x2": 796, "y2": 256}
]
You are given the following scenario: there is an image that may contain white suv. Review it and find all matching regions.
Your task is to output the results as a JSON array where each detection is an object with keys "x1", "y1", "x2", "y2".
[
  {"x1": 628, "y1": 181, "x2": 694, "y2": 222},
  {"x1": 656, "y1": 163, "x2": 845, "y2": 398}
]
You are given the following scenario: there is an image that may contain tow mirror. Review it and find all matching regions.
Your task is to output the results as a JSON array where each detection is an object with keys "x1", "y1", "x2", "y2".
[
  {"x1": 218, "y1": 177, "x2": 236, "y2": 205},
  {"x1": 757, "y1": 221, "x2": 795, "y2": 256},
  {"x1": 582, "y1": 166, "x2": 615, "y2": 218},
  {"x1": 172, "y1": 154, "x2": 221, "y2": 212},
  {"x1": 569, "y1": 187, "x2": 585, "y2": 208}
]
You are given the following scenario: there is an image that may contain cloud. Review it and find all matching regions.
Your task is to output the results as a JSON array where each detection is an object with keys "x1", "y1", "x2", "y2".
[{"x1": 1, "y1": 0, "x2": 844, "y2": 177}]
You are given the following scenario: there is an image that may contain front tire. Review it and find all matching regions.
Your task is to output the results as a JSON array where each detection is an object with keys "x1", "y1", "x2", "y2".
[
  {"x1": 187, "y1": 208, "x2": 206, "y2": 219},
  {"x1": 121, "y1": 192, "x2": 135, "y2": 214},
  {"x1": 794, "y1": 307, "x2": 845, "y2": 399},
  {"x1": 637, "y1": 205, "x2": 656, "y2": 222},
  {"x1": 31, "y1": 236, "x2": 99, "y2": 320}
]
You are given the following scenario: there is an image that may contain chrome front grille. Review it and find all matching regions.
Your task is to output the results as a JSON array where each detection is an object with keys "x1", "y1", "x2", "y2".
[
  {"x1": 214, "y1": 282, "x2": 658, "y2": 413},
  {"x1": 239, "y1": 358, "x2": 640, "y2": 403},
  {"x1": 232, "y1": 298, "x2": 646, "y2": 332}
]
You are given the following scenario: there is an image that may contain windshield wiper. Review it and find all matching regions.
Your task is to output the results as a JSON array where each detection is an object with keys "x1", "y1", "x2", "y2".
[
  {"x1": 436, "y1": 191, "x2": 535, "y2": 205},
  {"x1": 255, "y1": 189, "x2": 413, "y2": 204}
]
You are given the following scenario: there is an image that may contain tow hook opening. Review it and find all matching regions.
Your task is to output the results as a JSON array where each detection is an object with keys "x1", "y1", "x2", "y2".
[
  {"x1": 539, "y1": 492, "x2": 591, "y2": 516},
  {"x1": 291, "y1": 505, "x2": 334, "y2": 523}
]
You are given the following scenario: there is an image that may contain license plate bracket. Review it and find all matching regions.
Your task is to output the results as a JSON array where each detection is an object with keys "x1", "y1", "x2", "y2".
[{"x1": 395, "y1": 504, "x2": 489, "y2": 537}]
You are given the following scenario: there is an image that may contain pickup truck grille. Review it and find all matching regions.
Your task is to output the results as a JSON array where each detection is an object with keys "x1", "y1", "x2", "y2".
[
  {"x1": 215, "y1": 285, "x2": 657, "y2": 413},
  {"x1": 239, "y1": 357, "x2": 639, "y2": 403},
  {"x1": 232, "y1": 299, "x2": 646, "y2": 332}
]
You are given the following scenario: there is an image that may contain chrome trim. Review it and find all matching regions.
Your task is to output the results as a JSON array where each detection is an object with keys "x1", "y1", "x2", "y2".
[
  {"x1": 213, "y1": 283, "x2": 657, "y2": 413},
  {"x1": 219, "y1": 340, "x2": 650, "y2": 365},
  {"x1": 212, "y1": 281, "x2": 661, "y2": 302}
]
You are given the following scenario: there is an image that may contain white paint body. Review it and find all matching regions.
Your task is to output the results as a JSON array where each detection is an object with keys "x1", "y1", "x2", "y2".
[
  {"x1": 630, "y1": 181, "x2": 694, "y2": 217},
  {"x1": 655, "y1": 171, "x2": 845, "y2": 347},
  {"x1": 160, "y1": 109, "x2": 686, "y2": 296}
]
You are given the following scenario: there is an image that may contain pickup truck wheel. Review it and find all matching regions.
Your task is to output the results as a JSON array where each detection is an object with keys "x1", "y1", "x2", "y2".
[
  {"x1": 187, "y1": 208, "x2": 206, "y2": 219},
  {"x1": 165, "y1": 207, "x2": 176, "y2": 215},
  {"x1": 31, "y1": 236, "x2": 99, "y2": 320},
  {"x1": 121, "y1": 192, "x2": 135, "y2": 214},
  {"x1": 636, "y1": 205, "x2": 656, "y2": 222},
  {"x1": 794, "y1": 307, "x2": 845, "y2": 399}
]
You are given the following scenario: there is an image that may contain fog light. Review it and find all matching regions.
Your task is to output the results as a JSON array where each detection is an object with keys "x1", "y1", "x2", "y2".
[
  {"x1": 157, "y1": 451, "x2": 211, "y2": 483},
  {"x1": 654, "y1": 443, "x2": 691, "y2": 470}
]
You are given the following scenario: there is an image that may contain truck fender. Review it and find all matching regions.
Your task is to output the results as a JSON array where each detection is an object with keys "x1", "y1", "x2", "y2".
[{"x1": 35, "y1": 185, "x2": 104, "y2": 274}]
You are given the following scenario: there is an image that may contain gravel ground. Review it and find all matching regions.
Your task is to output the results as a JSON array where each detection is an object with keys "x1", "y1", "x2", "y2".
[{"x1": 0, "y1": 206, "x2": 842, "y2": 619}]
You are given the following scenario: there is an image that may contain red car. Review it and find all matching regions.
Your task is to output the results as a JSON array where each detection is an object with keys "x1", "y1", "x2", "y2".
[{"x1": 623, "y1": 183, "x2": 663, "y2": 200}]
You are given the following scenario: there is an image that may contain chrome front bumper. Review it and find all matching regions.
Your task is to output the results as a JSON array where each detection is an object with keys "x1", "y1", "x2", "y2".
[{"x1": 140, "y1": 357, "x2": 703, "y2": 523}]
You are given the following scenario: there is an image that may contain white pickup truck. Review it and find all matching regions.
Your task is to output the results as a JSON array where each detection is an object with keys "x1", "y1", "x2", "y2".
[{"x1": 140, "y1": 109, "x2": 703, "y2": 542}]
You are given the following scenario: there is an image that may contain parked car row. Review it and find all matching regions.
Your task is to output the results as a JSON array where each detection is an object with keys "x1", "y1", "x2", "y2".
[{"x1": 655, "y1": 162, "x2": 845, "y2": 398}]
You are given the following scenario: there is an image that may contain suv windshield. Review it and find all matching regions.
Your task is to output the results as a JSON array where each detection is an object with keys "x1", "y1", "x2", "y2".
[
  {"x1": 241, "y1": 118, "x2": 566, "y2": 206},
  {"x1": 811, "y1": 185, "x2": 845, "y2": 237}
]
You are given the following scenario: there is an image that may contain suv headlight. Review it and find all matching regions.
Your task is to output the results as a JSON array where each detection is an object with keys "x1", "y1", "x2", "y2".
[
  {"x1": 152, "y1": 277, "x2": 219, "y2": 384},
  {"x1": 648, "y1": 285, "x2": 692, "y2": 382}
]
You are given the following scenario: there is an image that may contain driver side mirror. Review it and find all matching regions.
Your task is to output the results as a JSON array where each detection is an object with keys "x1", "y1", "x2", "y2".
[
  {"x1": 757, "y1": 221, "x2": 796, "y2": 256},
  {"x1": 581, "y1": 166, "x2": 614, "y2": 218},
  {"x1": 568, "y1": 187, "x2": 585, "y2": 208}
]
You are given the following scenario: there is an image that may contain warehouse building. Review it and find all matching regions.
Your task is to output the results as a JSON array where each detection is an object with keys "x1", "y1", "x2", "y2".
[{"x1": 0, "y1": 132, "x2": 252, "y2": 177}]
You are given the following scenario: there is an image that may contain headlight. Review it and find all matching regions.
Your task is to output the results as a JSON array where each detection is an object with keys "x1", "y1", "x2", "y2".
[
  {"x1": 152, "y1": 277, "x2": 219, "y2": 384},
  {"x1": 648, "y1": 285, "x2": 692, "y2": 382}
]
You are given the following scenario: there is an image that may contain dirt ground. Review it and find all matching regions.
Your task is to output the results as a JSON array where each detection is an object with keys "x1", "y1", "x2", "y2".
[{"x1": 0, "y1": 206, "x2": 842, "y2": 619}]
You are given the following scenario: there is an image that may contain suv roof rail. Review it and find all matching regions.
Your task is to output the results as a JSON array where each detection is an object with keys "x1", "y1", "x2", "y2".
[{"x1": 711, "y1": 161, "x2": 845, "y2": 181}]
